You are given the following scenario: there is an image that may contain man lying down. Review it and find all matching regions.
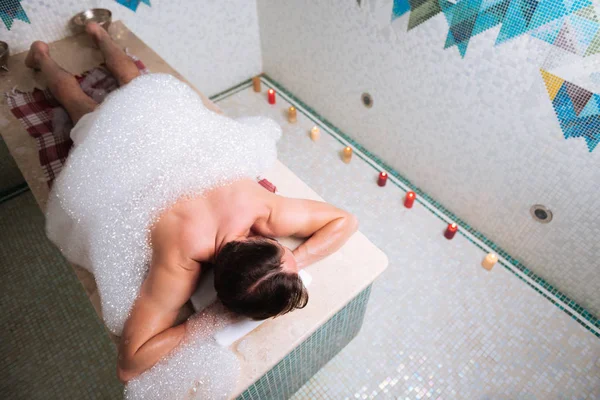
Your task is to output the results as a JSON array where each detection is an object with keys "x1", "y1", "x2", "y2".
[{"x1": 28, "y1": 22, "x2": 357, "y2": 383}]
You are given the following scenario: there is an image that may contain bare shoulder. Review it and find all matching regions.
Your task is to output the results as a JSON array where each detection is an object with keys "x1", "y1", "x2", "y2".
[{"x1": 150, "y1": 211, "x2": 206, "y2": 269}]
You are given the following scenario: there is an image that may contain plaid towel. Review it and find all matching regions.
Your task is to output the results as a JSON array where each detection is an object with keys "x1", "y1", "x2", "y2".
[
  {"x1": 6, "y1": 55, "x2": 149, "y2": 185},
  {"x1": 6, "y1": 56, "x2": 277, "y2": 193}
]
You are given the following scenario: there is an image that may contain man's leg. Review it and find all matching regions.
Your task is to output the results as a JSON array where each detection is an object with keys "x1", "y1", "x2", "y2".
[
  {"x1": 25, "y1": 41, "x2": 98, "y2": 124},
  {"x1": 86, "y1": 22, "x2": 140, "y2": 86}
]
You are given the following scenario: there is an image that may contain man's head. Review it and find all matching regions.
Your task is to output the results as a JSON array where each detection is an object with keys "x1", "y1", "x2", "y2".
[{"x1": 214, "y1": 237, "x2": 309, "y2": 320}]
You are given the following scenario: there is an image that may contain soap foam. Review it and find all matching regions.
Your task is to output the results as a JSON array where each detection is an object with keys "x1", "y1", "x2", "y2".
[
  {"x1": 124, "y1": 303, "x2": 241, "y2": 400},
  {"x1": 45, "y1": 73, "x2": 280, "y2": 398},
  {"x1": 46, "y1": 73, "x2": 280, "y2": 335}
]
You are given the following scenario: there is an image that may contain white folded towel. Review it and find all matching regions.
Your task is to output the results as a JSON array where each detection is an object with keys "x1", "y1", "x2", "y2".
[{"x1": 190, "y1": 268, "x2": 312, "y2": 347}]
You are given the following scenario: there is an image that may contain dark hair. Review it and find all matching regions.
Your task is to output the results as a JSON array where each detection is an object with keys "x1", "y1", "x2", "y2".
[{"x1": 214, "y1": 238, "x2": 309, "y2": 320}]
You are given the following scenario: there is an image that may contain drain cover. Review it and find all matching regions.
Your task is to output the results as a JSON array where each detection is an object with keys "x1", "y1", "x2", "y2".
[
  {"x1": 361, "y1": 93, "x2": 373, "y2": 108},
  {"x1": 530, "y1": 204, "x2": 552, "y2": 223}
]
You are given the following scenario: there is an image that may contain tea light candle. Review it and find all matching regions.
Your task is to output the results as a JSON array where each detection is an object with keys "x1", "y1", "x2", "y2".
[
  {"x1": 378, "y1": 172, "x2": 388, "y2": 187},
  {"x1": 288, "y1": 106, "x2": 297, "y2": 123},
  {"x1": 252, "y1": 76, "x2": 261, "y2": 92},
  {"x1": 342, "y1": 146, "x2": 353, "y2": 163},
  {"x1": 310, "y1": 126, "x2": 320, "y2": 141},
  {"x1": 268, "y1": 89, "x2": 276, "y2": 104},
  {"x1": 482, "y1": 253, "x2": 498, "y2": 270},
  {"x1": 444, "y1": 223, "x2": 458, "y2": 240},
  {"x1": 404, "y1": 191, "x2": 416, "y2": 208}
]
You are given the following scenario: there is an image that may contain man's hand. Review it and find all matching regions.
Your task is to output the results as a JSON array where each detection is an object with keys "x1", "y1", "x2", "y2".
[{"x1": 253, "y1": 196, "x2": 358, "y2": 269}]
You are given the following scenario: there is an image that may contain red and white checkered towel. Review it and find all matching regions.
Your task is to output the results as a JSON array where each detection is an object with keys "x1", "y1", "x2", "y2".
[
  {"x1": 6, "y1": 55, "x2": 148, "y2": 185},
  {"x1": 6, "y1": 55, "x2": 277, "y2": 193}
]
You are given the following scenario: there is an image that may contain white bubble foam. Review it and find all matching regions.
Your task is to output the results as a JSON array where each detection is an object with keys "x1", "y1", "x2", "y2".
[
  {"x1": 46, "y1": 73, "x2": 280, "y2": 334},
  {"x1": 45, "y1": 73, "x2": 280, "y2": 396},
  {"x1": 124, "y1": 303, "x2": 241, "y2": 400}
]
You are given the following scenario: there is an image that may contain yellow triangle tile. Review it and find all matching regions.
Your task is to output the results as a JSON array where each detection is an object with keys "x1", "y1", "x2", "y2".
[{"x1": 540, "y1": 69, "x2": 564, "y2": 101}]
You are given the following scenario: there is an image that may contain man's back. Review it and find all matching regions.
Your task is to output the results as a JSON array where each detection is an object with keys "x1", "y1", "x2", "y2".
[
  {"x1": 117, "y1": 179, "x2": 358, "y2": 382},
  {"x1": 150, "y1": 178, "x2": 272, "y2": 270}
]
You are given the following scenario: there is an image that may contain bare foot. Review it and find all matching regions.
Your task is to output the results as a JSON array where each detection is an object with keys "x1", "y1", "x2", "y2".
[
  {"x1": 24, "y1": 41, "x2": 49, "y2": 70},
  {"x1": 85, "y1": 21, "x2": 110, "y2": 46}
]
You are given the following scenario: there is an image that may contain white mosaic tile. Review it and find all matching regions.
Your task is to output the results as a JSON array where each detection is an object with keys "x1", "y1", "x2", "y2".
[
  {"x1": 1, "y1": 0, "x2": 262, "y2": 96},
  {"x1": 217, "y1": 84, "x2": 600, "y2": 399},
  {"x1": 256, "y1": 0, "x2": 600, "y2": 316}
]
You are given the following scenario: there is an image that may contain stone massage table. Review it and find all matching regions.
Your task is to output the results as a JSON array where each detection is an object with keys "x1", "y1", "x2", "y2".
[{"x1": 0, "y1": 21, "x2": 388, "y2": 398}]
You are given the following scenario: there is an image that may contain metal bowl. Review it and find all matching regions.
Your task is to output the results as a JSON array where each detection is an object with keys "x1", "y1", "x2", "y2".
[
  {"x1": 71, "y1": 8, "x2": 112, "y2": 34},
  {"x1": 0, "y1": 41, "x2": 8, "y2": 71}
]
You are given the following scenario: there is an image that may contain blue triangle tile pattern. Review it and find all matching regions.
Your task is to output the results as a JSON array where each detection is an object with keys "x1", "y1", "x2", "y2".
[
  {"x1": 392, "y1": 0, "x2": 412, "y2": 19},
  {"x1": 0, "y1": 0, "x2": 30, "y2": 30},
  {"x1": 392, "y1": 0, "x2": 600, "y2": 58},
  {"x1": 443, "y1": 0, "x2": 593, "y2": 56},
  {"x1": 115, "y1": 0, "x2": 151, "y2": 12},
  {"x1": 542, "y1": 69, "x2": 600, "y2": 152}
]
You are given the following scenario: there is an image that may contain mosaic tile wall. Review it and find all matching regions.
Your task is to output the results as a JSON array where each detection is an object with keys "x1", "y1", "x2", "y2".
[
  {"x1": 0, "y1": 0, "x2": 262, "y2": 96},
  {"x1": 256, "y1": 0, "x2": 600, "y2": 316},
  {"x1": 238, "y1": 287, "x2": 372, "y2": 400}
]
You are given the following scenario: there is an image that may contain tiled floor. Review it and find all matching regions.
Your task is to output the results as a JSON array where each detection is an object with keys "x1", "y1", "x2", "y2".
[
  {"x1": 216, "y1": 83, "x2": 600, "y2": 399},
  {"x1": 0, "y1": 192, "x2": 122, "y2": 399},
  {"x1": 0, "y1": 137, "x2": 26, "y2": 196}
]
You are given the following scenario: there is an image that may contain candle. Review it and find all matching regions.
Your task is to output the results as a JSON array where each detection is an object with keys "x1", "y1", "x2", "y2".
[
  {"x1": 258, "y1": 178, "x2": 277, "y2": 193},
  {"x1": 268, "y1": 89, "x2": 276, "y2": 104},
  {"x1": 378, "y1": 172, "x2": 388, "y2": 187},
  {"x1": 342, "y1": 146, "x2": 352, "y2": 163},
  {"x1": 404, "y1": 191, "x2": 416, "y2": 208},
  {"x1": 288, "y1": 106, "x2": 297, "y2": 123},
  {"x1": 444, "y1": 223, "x2": 458, "y2": 240},
  {"x1": 310, "y1": 126, "x2": 320, "y2": 141},
  {"x1": 481, "y1": 253, "x2": 498, "y2": 270},
  {"x1": 252, "y1": 76, "x2": 261, "y2": 92}
]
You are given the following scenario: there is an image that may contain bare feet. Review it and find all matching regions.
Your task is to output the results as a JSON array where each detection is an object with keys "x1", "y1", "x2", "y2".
[
  {"x1": 85, "y1": 21, "x2": 110, "y2": 46},
  {"x1": 24, "y1": 41, "x2": 49, "y2": 70}
]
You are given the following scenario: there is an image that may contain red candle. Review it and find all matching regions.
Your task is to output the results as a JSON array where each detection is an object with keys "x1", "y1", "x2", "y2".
[
  {"x1": 378, "y1": 172, "x2": 388, "y2": 187},
  {"x1": 268, "y1": 89, "x2": 276, "y2": 104},
  {"x1": 444, "y1": 223, "x2": 458, "y2": 240},
  {"x1": 404, "y1": 191, "x2": 416, "y2": 208},
  {"x1": 258, "y1": 178, "x2": 277, "y2": 193}
]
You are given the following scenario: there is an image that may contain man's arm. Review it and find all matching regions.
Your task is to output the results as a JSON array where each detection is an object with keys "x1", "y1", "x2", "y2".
[
  {"x1": 253, "y1": 196, "x2": 358, "y2": 269},
  {"x1": 117, "y1": 258, "x2": 200, "y2": 382}
]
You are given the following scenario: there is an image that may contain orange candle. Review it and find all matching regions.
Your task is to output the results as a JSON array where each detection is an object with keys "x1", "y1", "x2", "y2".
[
  {"x1": 268, "y1": 89, "x2": 276, "y2": 104},
  {"x1": 310, "y1": 126, "x2": 320, "y2": 141},
  {"x1": 444, "y1": 223, "x2": 458, "y2": 240},
  {"x1": 288, "y1": 106, "x2": 297, "y2": 123},
  {"x1": 342, "y1": 146, "x2": 352, "y2": 163},
  {"x1": 252, "y1": 76, "x2": 261, "y2": 92},
  {"x1": 404, "y1": 191, "x2": 416, "y2": 208},
  {"x1": 378, "y1": 172, "x2": 388, "y2": 187}
]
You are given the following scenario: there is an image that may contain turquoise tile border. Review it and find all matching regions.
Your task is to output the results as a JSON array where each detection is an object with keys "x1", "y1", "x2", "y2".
[
  {"x1": 237, "y1": 286, "x2": 372, "y2": 399},
  {"x1": 212, "y1": 76, "x2": 599, "y2": 338},
  {"x1": 210, "y1": 78, "x2": 253, "y2": 102}
]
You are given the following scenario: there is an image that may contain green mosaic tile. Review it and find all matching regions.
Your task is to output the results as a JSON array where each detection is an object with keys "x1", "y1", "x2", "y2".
[{"x1": 237, "y1": 286, "x2": 372, "y2": 399}]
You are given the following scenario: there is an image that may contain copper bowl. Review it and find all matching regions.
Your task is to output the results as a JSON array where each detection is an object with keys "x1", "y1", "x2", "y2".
[{"x1": 71, "y1": 8, "x2": 112, "y2": 34}]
